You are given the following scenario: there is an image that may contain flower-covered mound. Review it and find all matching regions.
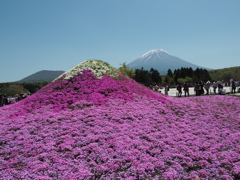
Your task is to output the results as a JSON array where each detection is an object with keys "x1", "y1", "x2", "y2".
[{"x1": 0, "y1": 70, "x2": 240, "y2": 180}]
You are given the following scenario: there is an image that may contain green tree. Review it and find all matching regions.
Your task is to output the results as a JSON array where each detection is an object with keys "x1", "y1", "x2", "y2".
[
  {"x1": 150, "y1": 68, "x2": 162, "y2": 84},
  {"x1": 119, "y1": 62, "x2": 135, "y2": 78},
  {"x1": 202, "y1": 69, "x2": 212, "y2": 82},
  {"x1": 134, "y1": 68, "x2": 153, "y2": 87},
  {"x1": 164, "y1": 75, "x2": 174, "y2": 86},
  {"x1": 187, "y1": 67, "x2": 194, "y2": 77},
  {"x1": 185, "y1": 76, "x2": 193, "y2": 84},
  {"x1": 221, "y1": 73, "x2": 232, "y2": 82},
  {"x1": 174, "y1": 69, "x2": 181, "y2": 84},
  {"x1": 177, "y1": 78, "x2": 185, "y2": 84},
  {"x1": 180, "y1": 67, "x2": 187, "y2": 78},
  {"x1": 164, "y1": 75, "x2": 170, "y2": 84},
  {"x1": 167, "y1": 69, "x2": 173, "y2": 78},
  {"x1": 1, "y1": 84, "x2": 26, "y2": 96},
  {"x1": 193, "y1": 68, "x2": 201, "y2": 82}
]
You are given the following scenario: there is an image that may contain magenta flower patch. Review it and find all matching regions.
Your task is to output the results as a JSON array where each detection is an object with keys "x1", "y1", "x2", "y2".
[{"x1": 0, "y1": 70, "x2": 239, "y2": 179}]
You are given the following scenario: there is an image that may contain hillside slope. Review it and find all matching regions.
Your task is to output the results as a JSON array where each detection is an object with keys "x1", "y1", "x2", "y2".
[
  {"x1": 18, "y1": 70, "x2": 65, "y2": 82},
  {"x1": 209, "y1": 66, "x2": 240, "y2": 81}
]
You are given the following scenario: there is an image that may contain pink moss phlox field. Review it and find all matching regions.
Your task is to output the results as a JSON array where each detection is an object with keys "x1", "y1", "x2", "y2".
[
  {"x1": 0, "y1": 70, "x2": 240, "y2": 180},
  {"x1": 1, "y1": 70, "x2": 168, "y2": 119}
]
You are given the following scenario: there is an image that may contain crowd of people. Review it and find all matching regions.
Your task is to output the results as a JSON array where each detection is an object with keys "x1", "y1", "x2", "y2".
[
  {"x1": 149, "y1": 79, "x2": 239, "y2": 97},
  {"x1": 0, "y1": 92, "x2": 31, "y2": 107},
  {"x1": 175, "y1": 79, "x2": 239, "y2": 97}
]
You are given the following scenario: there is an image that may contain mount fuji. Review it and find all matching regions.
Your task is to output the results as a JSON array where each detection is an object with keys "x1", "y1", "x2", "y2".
[{"x1": 127, "y1": 49, "x2": 210, "y2": 75}]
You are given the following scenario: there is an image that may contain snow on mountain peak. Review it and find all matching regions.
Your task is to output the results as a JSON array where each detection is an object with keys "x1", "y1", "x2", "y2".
[{"x1": 141, "y1": 49, "x2": 170, "y2": 58}]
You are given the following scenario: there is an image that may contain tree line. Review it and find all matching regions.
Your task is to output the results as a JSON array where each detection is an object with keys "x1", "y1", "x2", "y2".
[
  {"x1": 0, "y1": 82, "x2": 48, "y2": 96},
  {"x1": 165, "y1": 67, "x2": 211, "y2": 86},
  {"x1": 119, "y1": 63, "x2": 212, "y2": 87}
]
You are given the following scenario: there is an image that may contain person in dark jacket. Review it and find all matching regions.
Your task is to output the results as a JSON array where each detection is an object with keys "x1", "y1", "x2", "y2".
[
  {"x1": 199, "y1": 81, "x2": 204, "y2": 95},
  {"x1": 177, "y1": 84, "x2": 182, "y2": 97},
  {"x1": 183, "y1": 82, "x2": 189, "y2": 97},
  {"x1": 232, "y1": 80, "x2": 236, "y2": 94},
  {"x1": 218, "y1": 83, "x2": 223, "y2": 95},
  {"x1": 194, "y1": 82, "x2": 199, "y2": 96}
]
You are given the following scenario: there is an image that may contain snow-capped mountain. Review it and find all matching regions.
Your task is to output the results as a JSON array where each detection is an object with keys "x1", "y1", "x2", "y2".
[{"x1": 127, "y1": 49, "x2": 210, "y2": 75}]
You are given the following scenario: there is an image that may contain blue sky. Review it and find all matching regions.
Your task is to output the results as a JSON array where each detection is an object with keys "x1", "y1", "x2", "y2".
[{"x1": 0, "y1": 0, "x2": 239, "y2": 82}]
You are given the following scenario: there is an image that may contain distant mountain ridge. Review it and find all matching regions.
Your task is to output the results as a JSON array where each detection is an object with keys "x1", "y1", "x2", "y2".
[
  {"x1": 127, "y1": 49, "x2": 211, "y2": 75},
  {"x1": 17, "y1": 50, "x2": 213, "y2": 82},
  {"x1": 18, "y1": 70, "x2": 65, "y2": 82}
]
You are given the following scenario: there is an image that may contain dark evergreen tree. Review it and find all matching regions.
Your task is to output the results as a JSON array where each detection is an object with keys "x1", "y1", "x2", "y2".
[
  {"x1": 202, "y1": 69, "x2": 211, "y2": 82},
  {"x1": 150, "y1": 68, "x2": 162, "y2": 85},
  {"x1": 193, "y1": 68, "x2": 201, "y2": 82},
  {"x1": 134, "y1": 68, "x2": 153, "y2": 87},
  {"x1": 174, "y1": 69, "x2": 181, "y2": 84},
  {"x1": 173, "y1": 69, "x2": 177, "y2": 75},
  {"x1": 167, "y1": 69, "x2": 173, "y2": 78},
  {"x1": 187, "y1": 67, "x2": 194, "y2": 78},
  {"x1": 180, "y1": 67, "x2": 187, "y2": 78}
]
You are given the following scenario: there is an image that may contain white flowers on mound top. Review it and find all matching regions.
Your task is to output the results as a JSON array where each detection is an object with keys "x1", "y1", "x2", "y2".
[{"x1": 54, "y1": 60, "x2": 118, "y2": 81}]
